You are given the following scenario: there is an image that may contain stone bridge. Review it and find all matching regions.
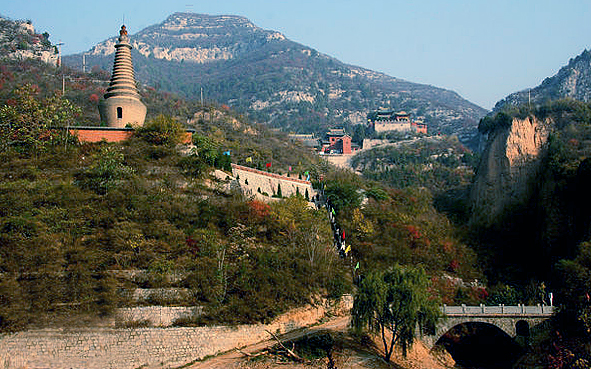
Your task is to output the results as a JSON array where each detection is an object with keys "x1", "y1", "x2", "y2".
[{"x1": 422, "y1": 304, "x2": 555, "y2": 349}]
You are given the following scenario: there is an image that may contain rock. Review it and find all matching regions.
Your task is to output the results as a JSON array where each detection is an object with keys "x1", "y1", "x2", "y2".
[{"x1": 470, "y1": 115, "x2": 552, "y2": 226}]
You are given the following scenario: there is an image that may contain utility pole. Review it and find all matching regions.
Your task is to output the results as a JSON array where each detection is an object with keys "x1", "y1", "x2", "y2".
[
  {"x1": 528, "y1": 89, "x2": 532, "y2": 108},
  {"x1": 55, "y1": 41, "x2": 64, "y2": 68},
  {"x1": 200, "y1": 86, "x2": 205, "y2": 121},
  {"x1": 56, "y1": 42, "x2": 65, "y2": 95}
]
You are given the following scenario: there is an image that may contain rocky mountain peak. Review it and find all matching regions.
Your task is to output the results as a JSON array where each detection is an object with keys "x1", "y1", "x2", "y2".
[
  {"x1": 0, "y1": 16, "x2": 57, "y2": 65},
  {"x1": 88, "y1": 12, "x2": 285, "y2": 64},
  {"x1": 161, "y1": 12, "x2": 255, "y2": 31},
  {"x1": 494, "y1": 49, "x2": 591, "y2": 111}
]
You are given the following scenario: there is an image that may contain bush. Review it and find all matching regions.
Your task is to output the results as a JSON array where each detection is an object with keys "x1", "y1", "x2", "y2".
[
  {"x1": 289, "y1": 332, "x2": 335, "y2": 360},
  {"x1": 135, "y1": 114, "x2": 185, "y2": 146},
  {"x1": 74, "y1": 145, "x2": 134, "y2": 195}
]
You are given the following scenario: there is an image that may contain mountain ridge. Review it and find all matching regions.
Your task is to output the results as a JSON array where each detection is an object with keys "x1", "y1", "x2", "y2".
[{"x1": 494, "y1": 48, "x2": 591, "y2": 111}]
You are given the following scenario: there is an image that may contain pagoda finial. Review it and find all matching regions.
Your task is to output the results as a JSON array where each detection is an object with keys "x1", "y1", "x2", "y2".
[{"x1": 118, "y1": 24, "x2": 129, "y2": 43}]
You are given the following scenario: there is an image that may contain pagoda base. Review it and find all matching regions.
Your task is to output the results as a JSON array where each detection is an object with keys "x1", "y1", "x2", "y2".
[{"x1": 99, "y1": 96, "x2": 147, "y2": 128}]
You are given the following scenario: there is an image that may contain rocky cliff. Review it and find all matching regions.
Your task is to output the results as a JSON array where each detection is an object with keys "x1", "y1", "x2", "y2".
[
  {"x1": 469, "y1": 100, "x2": 591, "y2": 283},
  {"x1": 470, "y1": 115, "x2": 552, "y2": 225},
  {"x1": 0, "y1": 16, "x2": 57, "y2": 65}
]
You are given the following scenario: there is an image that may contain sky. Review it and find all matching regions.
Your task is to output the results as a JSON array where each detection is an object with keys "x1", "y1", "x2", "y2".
[{"x1": 3, "y1": 0, "x2": 591, "y2": 110}]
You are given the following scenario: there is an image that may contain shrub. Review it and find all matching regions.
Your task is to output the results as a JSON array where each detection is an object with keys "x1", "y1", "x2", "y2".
[
  {"x1": 135, "y1": 114, "x2": 185, "y2": 146},
  {"x1": 74, "y1": 145, "x2": 134, "y2": 195}
]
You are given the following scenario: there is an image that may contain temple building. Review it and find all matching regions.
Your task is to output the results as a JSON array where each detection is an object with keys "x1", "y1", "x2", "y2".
[
  {"x1": 98, "y1": 25, "x2": 146, "y2": 128},
  {"x1": 367, "y1": 109, "x2": 427, "y2": 134},
  {"x1": 320, "y1": 128, "x2": 360, "y2": 155}
]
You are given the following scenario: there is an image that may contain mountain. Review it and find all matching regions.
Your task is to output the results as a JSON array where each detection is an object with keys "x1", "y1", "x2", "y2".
[
  {"x1": 494, "y1": 49, "x2": 591, "y2": 111},
  {"x1": 0, "y1": 15, "x2": 58, "y2": 65},
  {"x1": 63, "y1": 12, "x2": 487, "y2": 145}
]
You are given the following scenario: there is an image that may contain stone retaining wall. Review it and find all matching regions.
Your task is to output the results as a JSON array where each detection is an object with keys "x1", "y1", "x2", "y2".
[
  {"x1": 125, "y1": 288, "x2": 191, "y2": 304},
  {"x1": 114, "y1": 306, "x2": 203, "y2": 327},
  {"x1": 231, "y1": 164, "x2": 316, "y2": 199},
  {"x1": 0, "y1": 296, "x2": 352, "y2": 369}
]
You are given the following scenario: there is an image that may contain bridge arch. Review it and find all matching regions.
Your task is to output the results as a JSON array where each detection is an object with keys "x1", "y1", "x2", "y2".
[
  {"x1": 421, "y1": 305, "x2": 554, "y2": 349},
  {"x1": 434, "y1": 321, "x2": 525, "y2": 368},
  {"x1": 515, "y1": 320, "x2": 530, "y2": 337},
  {"x1": 423, "y1": 316, "x2": 548, "y2": 348},
  {"x1": 435, "y1": 316, "x2": 517, "y2": 339},
  {"x1": 434, "y1": 320, "x2": 514, "y2": 346}
]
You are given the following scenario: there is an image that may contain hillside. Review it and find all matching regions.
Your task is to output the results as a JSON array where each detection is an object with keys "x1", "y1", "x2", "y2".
[
  {"x1": 351, "y1": 136, "x2": 478, "y2": 194},
  {"x1": 467, "y1": 100, "x2": 591, "y2": 367},
  {"x1": 0, "y1": 20, "x2": 482, "y2": 333},
  {"x1": 0, "y1": 84, "x2": 483, "y2": 333},
  {"x1": 63, "y1": 12, "x2": 488, "y2": 146},
  {"x1": 0, "y1": 85, "x2": 348, "y2": 331},
  {"x1": 470, "y1": 100, "x2": 591, "y2": 281},
  {"x1": 0, "y1": 15, "x2": 57, "y2": 65},
  {"x1": 494, "y1": 49, "x2": 591, "y2": 111}
]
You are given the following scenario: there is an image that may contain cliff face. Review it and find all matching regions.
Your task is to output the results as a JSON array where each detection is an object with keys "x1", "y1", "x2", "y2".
[{"x1": 470, "y1": 115, "x2": 552, "y2": 225}]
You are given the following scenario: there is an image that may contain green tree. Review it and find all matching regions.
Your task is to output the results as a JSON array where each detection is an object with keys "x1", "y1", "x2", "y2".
[
  {"x1": 135, "y1": 114, "x2": 185, "y2": 146},
  {"x1": 324, "y1": 181, "x2": 361, "y2": 214},
  {"x1": 555, "y1": 241, "x2": 591, "y2": 336},
  {"x1": 0, "y1": 84, "x2": 80, "y2": 153},
  {"x1": 352, "y1": 124, "x2": 367, "y2": 145},
  {"x1": 486, "y1": 284, "x2": 520, "y2": 305},
  {"x1": 352, "y1": 265, "x2": 440, "y2": 360},
  {"x1": 192, "y1": 133, "x2": 219, "y2": 166}
]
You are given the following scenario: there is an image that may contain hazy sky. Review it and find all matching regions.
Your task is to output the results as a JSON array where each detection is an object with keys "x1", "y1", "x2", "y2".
[{"x1": 3, "y1": 0, "x2": 591, "y2": 109}]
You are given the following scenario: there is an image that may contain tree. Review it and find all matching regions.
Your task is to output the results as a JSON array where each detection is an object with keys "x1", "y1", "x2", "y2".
[
  {"x1": 135, "y1": 114, "x2": 185, "y2": 146},
  {"x1": 324, "y1": 181, "x2": 361, "y2": 214},
  {"x1": 0, "y1": 84, "x2": 80, "y2": 153},
  {"x1": 352, "y1": 265, "x2": 440, "y2": 360},
  {"x1": 192, "y1": 134, "x2": 219, "y2": 166},
  {"x1": 352, "y1": 124, "x2": 367, "y2": 145},
  {"x1": 74, "y1": 145, "x2": 134, "y2": 195},
  {"x1": 276, "y1": 183, "x2": 282, "y2": 198},
  {"x1": 555, "y1": 241, "x2": 591, "y2": 336}
]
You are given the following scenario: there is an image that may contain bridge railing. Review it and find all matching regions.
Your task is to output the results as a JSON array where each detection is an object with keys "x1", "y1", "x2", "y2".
[{"x1": 441, "y1": 304, "x2": 554, "y2": 316}]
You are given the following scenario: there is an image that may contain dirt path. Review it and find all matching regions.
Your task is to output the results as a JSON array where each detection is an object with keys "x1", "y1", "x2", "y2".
[
  {"x1": 186, "y1": 316, "x2": 351, "y2": 369},
  {"x1": 182, "y1": 315, "x2": 454, "y2": 369}
]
